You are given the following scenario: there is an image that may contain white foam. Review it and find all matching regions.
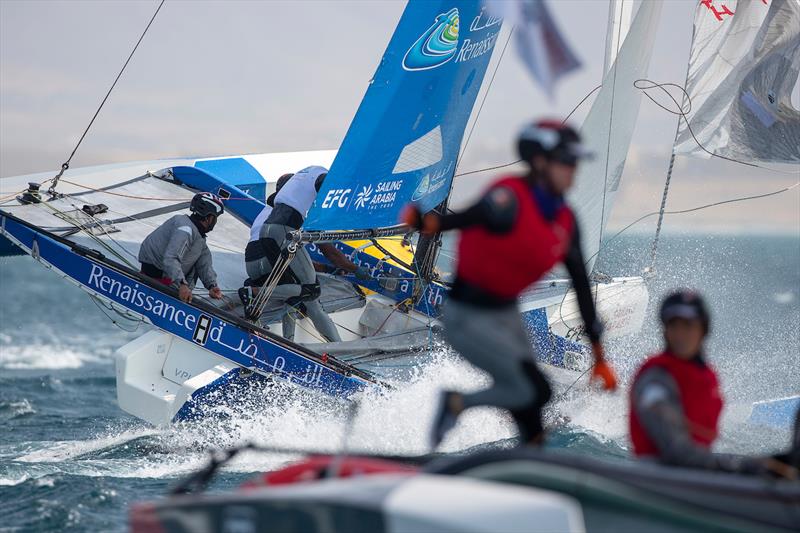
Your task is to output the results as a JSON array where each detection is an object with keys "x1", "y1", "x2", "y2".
[
  {"x1": 4, "y1": 349, "x2": 628, "y2": 483},
  {"x1": 16, "y1": 428, "x2": 158, "y2": 463},
  {"x1": 0, "y1": 344, "x2": 106, "y2": 369},
  {"x1": 0, "y1": 474, "x2": 30, "y2": 486},
  {"x1": 1, "y1": 399, "x2": 36, "y2": 418}
]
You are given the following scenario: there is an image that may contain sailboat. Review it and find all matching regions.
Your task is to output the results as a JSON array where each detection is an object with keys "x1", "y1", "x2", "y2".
[
  {"x1": 0, "y1": 0, "x2": 658, "y2": 426},
  {"x1": 125, "y1": 7, "x2": 800, "y2": 530}
]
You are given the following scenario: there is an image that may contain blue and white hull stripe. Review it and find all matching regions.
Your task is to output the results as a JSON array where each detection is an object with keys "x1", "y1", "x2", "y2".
[{"x1": 0, "y1": 211, "x2": 375, "y2": 399}]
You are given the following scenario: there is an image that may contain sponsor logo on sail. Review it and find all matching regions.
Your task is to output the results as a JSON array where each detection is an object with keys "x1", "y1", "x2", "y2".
[
  {"x1": 354, "y1": 185, "x2": 373, "y2": 209},
  {"x1": 353, "y1": 180, "x2": 403, "y2": 210},
  {"x1": 403, "y1": 8, "x2": 460, "y2": 71},
  {"x1": 321, "y1": 188, "x2": 352, "y2": 209},
  {"x1": 403, "y1": 8, "x2": 502, "y2": 72},
  {"x1": 411, "y1": 162, "x2": 453, "y2": 201}
]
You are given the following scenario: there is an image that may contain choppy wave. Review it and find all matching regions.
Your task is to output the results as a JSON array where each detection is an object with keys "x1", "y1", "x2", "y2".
[
  {"x1": 1, "y1": 233, "x2": 798, "y2": 531},
  {"x1": 0, "y1": 344, "x2": 108, "y2": 370},
  {"x1": 0, "y1": 350, "x2": 634, "y2": 490},
  {"x1": 0, "y1": 399, "x2": 36, "y2": 420}
]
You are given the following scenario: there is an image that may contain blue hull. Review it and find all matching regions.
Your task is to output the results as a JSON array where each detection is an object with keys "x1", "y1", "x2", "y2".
[{"x1": 0, "y1": 211, "x2": 375, "y2": 402}]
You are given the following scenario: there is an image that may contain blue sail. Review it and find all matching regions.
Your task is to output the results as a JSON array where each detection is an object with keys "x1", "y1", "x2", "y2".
[{"x1": 304, "y1": 1, "x2": 503, "y2": 232}]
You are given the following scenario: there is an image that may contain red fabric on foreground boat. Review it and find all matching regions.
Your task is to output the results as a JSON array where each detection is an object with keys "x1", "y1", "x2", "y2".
[{"x1": 241, "y1": 455, "x2": 418, "y2": 488}]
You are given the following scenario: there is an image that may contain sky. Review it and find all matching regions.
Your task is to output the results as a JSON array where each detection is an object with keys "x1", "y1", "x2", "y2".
[{"x1": 1, "y1": 0, "x2": 798, "y2": 236}]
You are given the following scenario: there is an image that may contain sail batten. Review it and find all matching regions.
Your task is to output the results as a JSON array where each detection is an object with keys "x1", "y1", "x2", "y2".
[{"x1": 304, "y1": 1, "x2": 503, "y2": 233}]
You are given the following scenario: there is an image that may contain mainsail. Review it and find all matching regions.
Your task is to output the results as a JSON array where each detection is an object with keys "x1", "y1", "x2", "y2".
[
  {"x1": 567, "y1": 0, "x2": 662, "y2": 273},
  {"x1": 673, "y1": 0, "x2": 800, "y2": 163},
  {"x1": 304, "y1": 1, "x2": 503, "y2": 233}
]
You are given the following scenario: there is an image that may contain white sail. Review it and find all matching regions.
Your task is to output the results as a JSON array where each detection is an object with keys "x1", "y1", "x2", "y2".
[
  {"x1": 673, "y1": 0, "x2": 800, "y2": 163},
  {"x1": 603, "y1": 0, "x2": 634, "y2": 74},
  {"x1": 567, "y1": 0, "x2": 662, "y2": 273}
]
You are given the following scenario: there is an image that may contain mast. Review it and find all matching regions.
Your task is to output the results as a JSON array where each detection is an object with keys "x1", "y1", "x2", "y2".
[{"x1": 412, "y1": 198, "x2": 448, "y2": 281}]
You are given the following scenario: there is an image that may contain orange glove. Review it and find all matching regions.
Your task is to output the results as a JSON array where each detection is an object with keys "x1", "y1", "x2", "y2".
[
  {"x1": 590, "y1": 341, "x2": 617, "y2": 391},
  {"x1": 400, "y1": 204, "x2": 440, "y2": 234},
  {"x1": 400, "y1": 204, "x2": 422, "y2": 229}
]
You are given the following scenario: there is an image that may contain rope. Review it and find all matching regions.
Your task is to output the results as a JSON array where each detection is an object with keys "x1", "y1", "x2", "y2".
[
  {"x1": 635, "y1": 77, "x2": 797, "y2": 270},
  {"x1": 407, "y1": 238, "x2": 437, "y2": 355},
  {"x1": 648, "y1": 149, "x2": 677, "y2": 272},
  {"x1": 633, "y1": 79, "x2": 798, "y2": 175},
  {"x1": 48, "y1": 0, "x2": 166, "y2": 197},
  {"x1": 32, "y1": 199, "x2": 137, "y2": 268},
  {"x1": 89, "y1": 294, "x2": 143, "y2": 333},
  {"x1": 249, "y1": 245, "x2": 297, "y2": 319},
  {"x1": 451, "y1": 82, "x2": 602, "y2": 182},
  {"x1": 563, "y1": 85, "x2": 603, "y2": 124},
  {"x1": 582, "y1": 181, "x2": 800, "y2": 268},
  {"x1": 58, "y1": 178, "x2": 262, "y2": 202}
]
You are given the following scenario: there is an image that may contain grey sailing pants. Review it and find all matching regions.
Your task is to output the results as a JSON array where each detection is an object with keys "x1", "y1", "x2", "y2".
[
  {"x1": 442, "y1": 299, "x2": 536, "y2": 409},
  {"x1": 245, "y1": 223, "x2": 341, "y2": 342}
]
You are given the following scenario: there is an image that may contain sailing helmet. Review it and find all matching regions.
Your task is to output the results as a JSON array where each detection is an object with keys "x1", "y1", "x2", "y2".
[
  {"x1": 190, "y1": 192, "x2": 225, "y2": 218},
  {"x1": 660, "y1": 290, "x2": 710, "y2": 334},
  {"x1": 517, "y1": 120, "x2": 593, "y2": 166}
]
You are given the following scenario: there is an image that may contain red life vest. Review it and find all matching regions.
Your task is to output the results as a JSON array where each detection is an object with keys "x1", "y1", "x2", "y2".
[
  {"x1": 456, "y1": 176, "x2": 574, "y2": 299},
  {"x1": 629, "y1": 352, "x2": 723, "y2": 456}
]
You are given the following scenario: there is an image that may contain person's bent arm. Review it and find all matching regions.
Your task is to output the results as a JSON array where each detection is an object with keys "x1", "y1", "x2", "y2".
[
  {"x1": 318, "y1": 244, "x2": 370, "y2": 280},
  {"x1": 404, "y1": 186, "x2": 518, "y2": 235},
  {"x1": 634, "y1": 368, "x2": 767, "y2": 474},
  {"x1": 562, "y1": 224, "x2": 614, "y2": 388},
  {"x1": 319, "y1": 244, "x2": 357, "y2": 272}
]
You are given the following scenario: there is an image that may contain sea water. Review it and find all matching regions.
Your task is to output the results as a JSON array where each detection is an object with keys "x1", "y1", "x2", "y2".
[{"x1": 0, "y1": 233, "x2": 798, "y2": 532}]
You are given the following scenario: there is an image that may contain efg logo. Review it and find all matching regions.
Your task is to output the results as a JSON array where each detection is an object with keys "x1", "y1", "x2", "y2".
[{"x1": 402, "y1": 8, "x2": 459, "y2": 71}]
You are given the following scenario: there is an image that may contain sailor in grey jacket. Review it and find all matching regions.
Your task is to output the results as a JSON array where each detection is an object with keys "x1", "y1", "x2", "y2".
[{"x1": 139, "y1": 193, "x2": 225, "y2": 303}]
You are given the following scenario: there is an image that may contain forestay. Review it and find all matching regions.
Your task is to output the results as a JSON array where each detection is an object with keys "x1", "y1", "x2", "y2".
[
  {"x1": 304, "y1": 1, "x2": 503, "y2": 233},
  {"x1": 673, "y1": 0, "x2": 800, "y2": 163},
  {"x1": 567, "y1": 0, "x2": 661, "y2": 273}
]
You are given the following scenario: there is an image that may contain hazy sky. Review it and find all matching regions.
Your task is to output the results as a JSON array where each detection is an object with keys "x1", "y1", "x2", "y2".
[{"x1": 1, "y1": 0, "x2": 798, "y2": 235}]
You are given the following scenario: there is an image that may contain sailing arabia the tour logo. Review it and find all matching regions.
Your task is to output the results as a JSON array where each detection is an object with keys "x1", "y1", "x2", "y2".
[
  {"x1": 402, "y1": 8, "x2": 460, "y2": 71},
  {"x1": 354, "y1": 185, "x2": 373, "y2": 209},
  {"x1": 353, "y1": 180, "x2": 403, "y2": 210}
]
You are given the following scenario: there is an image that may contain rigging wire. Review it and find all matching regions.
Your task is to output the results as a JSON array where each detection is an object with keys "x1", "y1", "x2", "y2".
[
  {"x1": 634, "y1": 79, "x2": 799, "y2": 175},
  {"x1": 32, "y1": 199, "x2": 138, "y2": 268},
  {"x1": 594, "y1": 0, "x2": 626, "y2": 304},
  {"x1": 584, "y1": 180, "x2": 800, "y2": 267},
  {"x1": 89, "y1": 294, "x2": 143, "y2": 333},
  {"x1": 48, "y1": 0, "x2": 166, "y2": 197}
]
